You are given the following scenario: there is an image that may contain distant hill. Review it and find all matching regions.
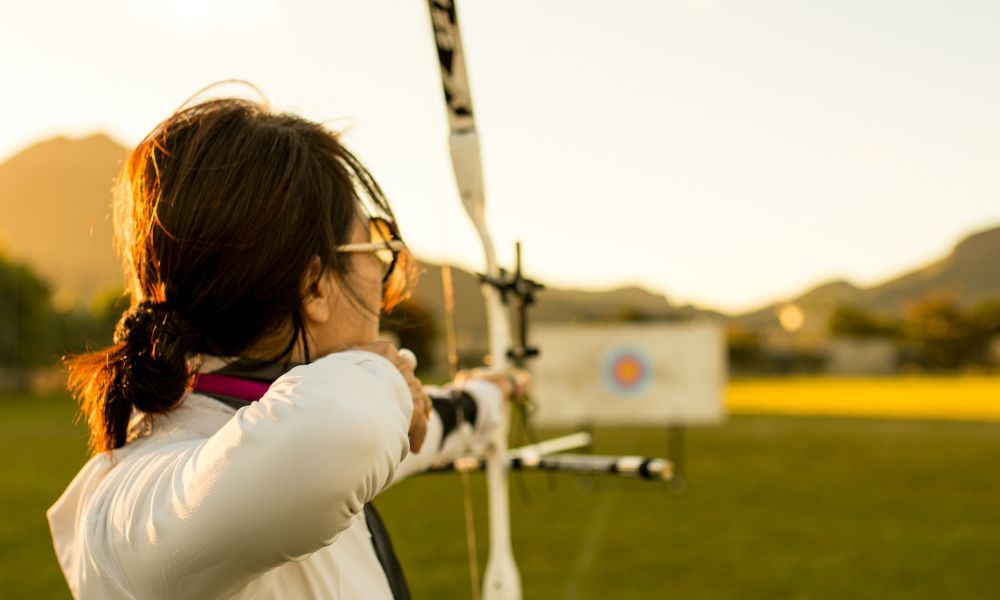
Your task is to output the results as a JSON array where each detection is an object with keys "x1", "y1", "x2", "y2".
[
  {"x1": 733, "y1": 225, "x2": 1000, "y2": 336},
  {"x1": 0, "y1": 134, "x2": 127, "y2": 306},
  {"x1": 865, "y1": 226, "x2": 1000, "y2": 311}
]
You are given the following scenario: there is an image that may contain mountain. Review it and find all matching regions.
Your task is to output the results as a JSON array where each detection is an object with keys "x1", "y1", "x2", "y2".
[
  {"x1": 0, "y1": 134, "x2": 127, "y2": 307},
  {"x1": 864, "y1": 226, "x2": 1000, "y2": 311},
  {"x1": 733, "y1": 225, "x2": 1000, "y2": 337}
]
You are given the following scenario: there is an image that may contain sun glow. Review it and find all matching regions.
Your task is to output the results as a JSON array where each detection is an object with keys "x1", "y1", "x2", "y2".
[{"x1": 778, "y1": 304, "x2": 805, "y2": 332}]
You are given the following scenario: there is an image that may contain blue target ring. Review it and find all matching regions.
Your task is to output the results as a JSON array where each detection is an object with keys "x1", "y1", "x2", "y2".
[{"x1": 601, "y1": 346, "x2": 654, "y2": 396}]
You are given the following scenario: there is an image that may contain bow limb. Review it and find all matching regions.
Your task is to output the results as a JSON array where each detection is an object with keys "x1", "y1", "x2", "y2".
[
  {"x1": 427, "y1": 2, "x2": 521, "y2": 599},
  {"x1": 451, "y1": 131, "x2": 520, "y2": 600}
]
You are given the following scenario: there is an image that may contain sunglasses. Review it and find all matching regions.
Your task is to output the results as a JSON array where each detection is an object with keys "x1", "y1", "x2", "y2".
[{"x1": 335, "y1": 216, "x2": 406, "y2": 282}]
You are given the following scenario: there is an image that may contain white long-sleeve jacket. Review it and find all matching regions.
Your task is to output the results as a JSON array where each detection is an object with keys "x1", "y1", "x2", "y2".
[{"x1": 47, "y1": 350, "x2": 502, "y2": 599}]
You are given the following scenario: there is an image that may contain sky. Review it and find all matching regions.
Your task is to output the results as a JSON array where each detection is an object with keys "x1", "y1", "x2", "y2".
[{"x1": 1, "y1": 0, "x2": 998, "y2": 313}]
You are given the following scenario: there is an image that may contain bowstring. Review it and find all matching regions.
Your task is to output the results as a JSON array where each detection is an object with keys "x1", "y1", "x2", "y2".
[{"x1": 438, "y1": 194, "x2": 481, "y2": 600}]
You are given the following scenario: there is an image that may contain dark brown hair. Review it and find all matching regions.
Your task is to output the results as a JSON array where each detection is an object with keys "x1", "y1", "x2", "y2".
[{"x1": 66, "y1": 88, "x2": 416, "y2": 455}]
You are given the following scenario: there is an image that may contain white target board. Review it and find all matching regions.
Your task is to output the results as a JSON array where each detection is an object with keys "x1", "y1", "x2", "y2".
[{"x1": 530, "y1": 321, "x2": 727, "y2": 427}]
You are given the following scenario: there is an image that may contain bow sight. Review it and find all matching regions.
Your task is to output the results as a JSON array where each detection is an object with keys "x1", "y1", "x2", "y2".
[{"x1": 477, "y1": 242, "x2": 544, "y2": 369}]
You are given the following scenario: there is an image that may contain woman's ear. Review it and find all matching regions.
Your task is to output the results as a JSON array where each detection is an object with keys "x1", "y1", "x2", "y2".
[{"x1": 300, "y1": 255, "x2": 333, "y2": 325}]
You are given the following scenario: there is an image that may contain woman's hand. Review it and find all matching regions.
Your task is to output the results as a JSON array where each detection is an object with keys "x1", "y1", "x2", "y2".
[{"x1": 351, "y1": 341, "x2": 432, "y2": 453}]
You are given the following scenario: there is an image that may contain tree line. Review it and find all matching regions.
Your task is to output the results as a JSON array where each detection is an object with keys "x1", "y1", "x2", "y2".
[
  {"x1": 5, "y1": 249, "x2": 999, "y2": 386},
  {"x1": 728, "y1": 296, "x2": 1000, "y2": 375},
  {"x1": 0, "y1": 251, "x2": 122, "y2": 385},
  {"x1": 829, "y1": 296, "x2": 1000, "y2": 371}
]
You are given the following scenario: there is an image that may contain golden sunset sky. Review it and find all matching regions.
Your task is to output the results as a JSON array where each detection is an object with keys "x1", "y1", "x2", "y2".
[{"x1": 2, "y1": 0, "x2": 998, "y2": 312}]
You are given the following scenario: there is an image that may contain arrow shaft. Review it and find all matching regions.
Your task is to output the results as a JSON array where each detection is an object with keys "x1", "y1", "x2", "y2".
[{"x1": 431, "y1": 453, "x2": 674, "y2": 482}]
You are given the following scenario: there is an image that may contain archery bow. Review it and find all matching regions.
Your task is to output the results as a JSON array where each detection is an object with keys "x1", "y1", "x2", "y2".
[
  {"x1": 426, "y1": 2, "x2": 520, "y2": 599},
  {"x1": 424, "y1": 2, "x2": 676, "y2": 598}
]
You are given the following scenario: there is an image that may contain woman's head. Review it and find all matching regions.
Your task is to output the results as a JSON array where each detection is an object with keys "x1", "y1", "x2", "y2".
[{"x1": 67, "y1": 89, "x2": 416, "y2": 454}]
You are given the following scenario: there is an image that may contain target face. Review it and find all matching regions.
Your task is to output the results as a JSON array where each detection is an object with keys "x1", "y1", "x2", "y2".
[
  {"x1": 602, "y1": 346, "x2": 654, "y2": 396},
  {"x1": 532, "y1": 322, "x2": 726, "y2": 426}
]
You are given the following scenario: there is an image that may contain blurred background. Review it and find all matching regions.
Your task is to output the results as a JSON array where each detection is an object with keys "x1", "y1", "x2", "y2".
[{"x1": 2, "y1": 1, "x2": 999, "y2": 598}]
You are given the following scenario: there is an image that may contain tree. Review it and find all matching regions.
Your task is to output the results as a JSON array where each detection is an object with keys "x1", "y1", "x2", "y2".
[
  {"x1": 33, "y1": 287, "x2": 123, "y2": 364},
  {"x1": 968, "y1": 300, "x2": 1000, "y2": 336},
  {"x1": 899, "y1": 295, "x2": 976, "y2": 371},
  {"x1": 0, "y1": 249, "x2": 123, "y2": 389},
  {"x1": 0, "y1": 253, "x2": 54, "y2": 370},
  {"x1": 828, "y1": 305, "x2": 899, "y2": 339},
  {"x1": 967, "y1": 300, "x2": 1000, "y2": 367},
  {"x1": 727, "y1": 326, "x2": 764, "y2": 374}
]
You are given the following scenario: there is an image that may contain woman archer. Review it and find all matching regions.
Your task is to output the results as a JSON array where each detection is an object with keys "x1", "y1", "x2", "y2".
[{"x1": 47, "y1": 89, "x2": 523, "y2": 599}]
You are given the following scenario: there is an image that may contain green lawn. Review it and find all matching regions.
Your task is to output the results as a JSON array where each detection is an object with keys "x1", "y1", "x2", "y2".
[{"x1": 4, "y1": 391, "x2": 999, "y2": 599}]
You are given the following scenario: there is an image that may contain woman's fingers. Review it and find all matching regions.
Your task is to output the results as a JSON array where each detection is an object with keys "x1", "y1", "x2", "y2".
[
  {"x1": 406, "y1": 382, "x2": 431, "y2": 453},
  {"x1": 408, "y1": 407, "x2": 428, "y2": 453},
  {"x1": 352, "y1": 342, "x2": 431, "y2": 452}
]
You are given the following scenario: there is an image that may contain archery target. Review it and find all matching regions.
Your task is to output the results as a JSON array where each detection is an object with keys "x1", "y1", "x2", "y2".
[{"x1": 530, "y1": 321, "x2": 727, "y2": 427}]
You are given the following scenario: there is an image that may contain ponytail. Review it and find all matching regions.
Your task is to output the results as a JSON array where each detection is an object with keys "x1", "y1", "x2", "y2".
[{"x1": 65, "y1": 301, "x2": 199, "y2": 454}]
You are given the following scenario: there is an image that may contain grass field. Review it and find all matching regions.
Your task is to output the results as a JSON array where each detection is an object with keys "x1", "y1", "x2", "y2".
[{"x1": 3, "y1": 379, "x2": 999, "y2": 599}]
